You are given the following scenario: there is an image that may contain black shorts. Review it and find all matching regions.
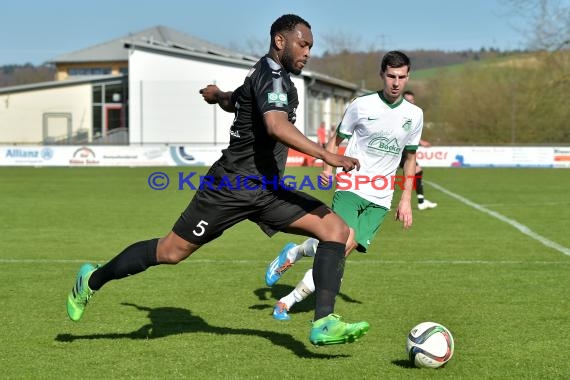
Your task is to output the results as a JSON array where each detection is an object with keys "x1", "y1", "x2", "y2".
[{"x1": 172, "y1": 163, "x2": 324, "y2": 245}]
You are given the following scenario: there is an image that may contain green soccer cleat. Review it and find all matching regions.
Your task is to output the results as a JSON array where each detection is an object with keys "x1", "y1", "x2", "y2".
[
  {"x1": 66, "y1": 263, "x2": 99, "y2": 321},
  {"x1": 309, "y1": 314, "x2": 370, "y2": 346}
]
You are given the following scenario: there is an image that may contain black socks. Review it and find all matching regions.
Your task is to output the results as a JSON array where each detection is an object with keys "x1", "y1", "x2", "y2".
[
  {"x1": 312, "y1": 241, "x2": 346, "y2": 320},
  {"x1": 88, "y1": 238, "x2": 159, "y2": 291}
]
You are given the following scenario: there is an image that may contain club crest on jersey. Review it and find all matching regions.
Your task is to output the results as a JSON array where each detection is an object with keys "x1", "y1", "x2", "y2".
[
  {"x1": 268, "y1": 92, "x2": 288, "y2": 105},
  {"x1": 401, "y1": 118, "x2": 412, "y2": 131}
]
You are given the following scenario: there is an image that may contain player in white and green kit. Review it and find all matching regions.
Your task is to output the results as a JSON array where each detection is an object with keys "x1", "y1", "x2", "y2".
[{"x1": 265, "y1": 51, "x2": 424, "y2": 320}]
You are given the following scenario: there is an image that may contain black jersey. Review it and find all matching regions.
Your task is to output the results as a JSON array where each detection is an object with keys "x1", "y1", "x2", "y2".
[{"x1": 216, "y1": 55, "x2": 299, "y2": 179}]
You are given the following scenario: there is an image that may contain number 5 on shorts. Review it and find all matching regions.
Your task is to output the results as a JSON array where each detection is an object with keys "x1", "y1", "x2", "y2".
[{"x1": 193, "y1": 220, "x2": 209, "y2": 237}]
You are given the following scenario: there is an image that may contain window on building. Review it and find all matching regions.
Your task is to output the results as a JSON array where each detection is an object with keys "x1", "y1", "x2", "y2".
[
  {"x1": 331, "y1": 96, "x2": 345, "y2": 125},
  {"x1": 93, "y1": 86, "x2": 102, "y2": 103},
  {"x1": 69, "y1": 67, "x2": 112, "y2": 76},
  {"x1": 104, "y1": 83, "x2": 124, "y2": 103},
  {"x1": 307, "y1": 90, "x2": 324, "y2": 137},
  {"x1": 92, "y1": 80, "x2": 128, "y2": 143},
  {"x1": 92, "y1": 105, "x2": 102, "y2": 138}
]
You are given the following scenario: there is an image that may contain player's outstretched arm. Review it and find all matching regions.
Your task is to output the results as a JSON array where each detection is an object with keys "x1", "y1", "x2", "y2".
[
  {"x1": 264, "y1": 111, "x2": 359, "y2": 172},
  {"x1": 199, "y1": 84, "x2": 235, "y2": 113}
]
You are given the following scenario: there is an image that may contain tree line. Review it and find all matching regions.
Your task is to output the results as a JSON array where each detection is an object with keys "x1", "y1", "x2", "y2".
[
  {"x1": 417, "y1": 50, "x2": 570, "y2": 145},
  {"x1": 310, "y1": 49, "x2": 569, "y2": 145},
  {"x1": 0, "y1": 64, "x2": 54, "y2": 87}
]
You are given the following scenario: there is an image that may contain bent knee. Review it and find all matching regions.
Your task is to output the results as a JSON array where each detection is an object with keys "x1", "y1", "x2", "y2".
[
  {"x1": 327, "y1": 219, "x2": 350, "y2": 243},
  {"x1": 158, "y1": 250, "x2": 187, "y2": 264},
  {"x1": 156, "y1": 234, "x2": 196, "y2": 264}
]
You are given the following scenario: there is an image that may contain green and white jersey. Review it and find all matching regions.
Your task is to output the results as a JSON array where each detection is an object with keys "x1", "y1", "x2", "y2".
[{"x1": 336, "y1": 91, "x2": 423, "y2": 209}]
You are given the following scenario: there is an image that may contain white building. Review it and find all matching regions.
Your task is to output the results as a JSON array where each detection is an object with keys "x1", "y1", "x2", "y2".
[{"x1": 0, "y1": 26, "x2": 360, "y2": 146}]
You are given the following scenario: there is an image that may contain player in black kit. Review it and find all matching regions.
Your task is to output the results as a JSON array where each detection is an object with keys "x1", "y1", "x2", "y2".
[{"x1": 66, "y1": 14, "x2": 369, "y2": 346}]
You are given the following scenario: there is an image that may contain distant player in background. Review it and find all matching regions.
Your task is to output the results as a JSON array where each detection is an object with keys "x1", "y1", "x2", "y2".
[
  {"x1": 265, "y1": 51, "x2": 423, "y2": 320},
  {"x1": 400, "y1": 90, "x2": 437, "y2": 210},
  {"x1": 317, "y1": 121, "x2": 327, "y2": 147}
]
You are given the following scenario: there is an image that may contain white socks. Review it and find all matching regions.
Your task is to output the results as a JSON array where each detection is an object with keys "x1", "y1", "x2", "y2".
[
  {"x1": 286, "y1": 238, "x2": 319, "y2": 264},
  {"x1": 280, "y1": 269, "x2": 315, "y2": 309}
]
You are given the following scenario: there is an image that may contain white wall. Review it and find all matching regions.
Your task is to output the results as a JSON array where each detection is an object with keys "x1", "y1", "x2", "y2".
[
  {"x1": 128, "y1": 50, "x2": 308, "y2": 145},
  {"x1": 291, "y1": 76, "x2": 306, "y2": 134},
  {"x1": 0, "y1": 85, "x2": 92, "y2": 143},
  {"x1": 129, "y1": 50, "x2": 246, "y2": 145}
]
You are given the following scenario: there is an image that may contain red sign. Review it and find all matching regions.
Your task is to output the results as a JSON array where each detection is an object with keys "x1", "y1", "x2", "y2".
[{"x1": 286, "y1": 147, "x2": 347, "y2": 167}]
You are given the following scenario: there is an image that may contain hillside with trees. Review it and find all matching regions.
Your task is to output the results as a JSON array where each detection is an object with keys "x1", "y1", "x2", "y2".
[
  {"x1": 416, "y1": 50, "x2": 570, "y2": 145},
  {"x1": 312, "y1": 49, "x2": 568, "y2": 145},
  {"x1": 307, "y1": 48, "x2": 510, "y2": 90},
  {"x1": 0, "y1": 64, "x2": 54, "y2": 87},
  {"x1": 309, "y1": 48, "x2": 569, "y2": 145}
]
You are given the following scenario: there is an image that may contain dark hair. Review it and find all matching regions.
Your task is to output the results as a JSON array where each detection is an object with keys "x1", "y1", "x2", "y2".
[
  {"x1": 403, "y1": 90, "x2": 415, "y2": 97},
  {"x1": 270, "y1": 14, "x2": 311, "y2": 41},
  {"x1": 380, "y1": 51, "x2": 411, "y2": 73}
]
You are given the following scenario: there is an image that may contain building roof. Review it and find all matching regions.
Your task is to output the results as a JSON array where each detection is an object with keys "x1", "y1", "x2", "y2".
[
  {"x1": 303, "y1": 70, "x2": 359, "y2": 91},
  {"x1": 50, "y1": 25, "x2": 258, "y2": 64},
  {"x1": 0, "y1": 75, "x2": 123, "y2": 94},
  {"x1": 46, "y1": 25, "x2": 360, "y2": 93},
  {"x1": 124, "y1": 41, "x2": 258, "y2": 68},
  {"x1": 126, "y1": 41, "x2": 359, "y2": 92}
]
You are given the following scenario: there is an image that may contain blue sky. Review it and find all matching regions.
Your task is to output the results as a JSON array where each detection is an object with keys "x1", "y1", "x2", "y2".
[{"x1": 0, "y1": 0, "x2": 535, "y2": 66}]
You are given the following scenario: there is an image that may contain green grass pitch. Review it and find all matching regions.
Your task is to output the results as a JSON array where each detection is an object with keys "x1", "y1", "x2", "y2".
[{"x1": 1, "y1": 166, "x2": 569, "y2": 379}]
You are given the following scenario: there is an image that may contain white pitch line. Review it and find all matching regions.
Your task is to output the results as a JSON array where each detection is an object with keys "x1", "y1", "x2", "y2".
[
  {"x1": 350, "y1": 260, "x2": 570, "y2": 265},
  {"x1": 426, "y1": 180, "x2": 570, "y2": 257},
  {"x1": 0, "y1": 258, "x2": 568, "y2": 265}
]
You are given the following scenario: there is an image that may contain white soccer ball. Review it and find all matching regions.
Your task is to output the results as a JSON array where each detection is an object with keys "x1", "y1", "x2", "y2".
[{"x1": 406, "y1": 322, "x2": 454, "y2": 368}]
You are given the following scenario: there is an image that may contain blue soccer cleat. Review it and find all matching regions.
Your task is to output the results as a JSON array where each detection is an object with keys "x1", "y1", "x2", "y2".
[
  {"x1": 265, "y1": 243, "x2": 296, "y2": 286},
  {"x1": 272, "y1": 302, "x2": 291, "y2": 321}
]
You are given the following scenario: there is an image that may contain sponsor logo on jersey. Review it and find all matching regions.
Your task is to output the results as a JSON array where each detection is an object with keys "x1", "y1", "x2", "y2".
[
  {"x1": 268, "y1": 92, "x2": 288, "y2": 105},
  {"x1": 401, "y1": 118, "x2": 412, "y2": 131},
  {"x1": 367, "y1": 136, "x2": 400, "y2": 156}
]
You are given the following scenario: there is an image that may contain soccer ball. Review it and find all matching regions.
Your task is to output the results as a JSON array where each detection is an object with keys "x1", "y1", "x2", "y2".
[{"x1": 406, "y1": 322, "x2": 454, "y2": 368}]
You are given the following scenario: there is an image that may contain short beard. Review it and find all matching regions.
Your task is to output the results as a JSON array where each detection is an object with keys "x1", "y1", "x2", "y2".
[{"x1": 282, "y1": 48, "x2": 301, "y2": 75}]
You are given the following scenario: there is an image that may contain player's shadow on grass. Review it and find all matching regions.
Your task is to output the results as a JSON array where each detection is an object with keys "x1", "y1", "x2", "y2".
[
  {"x1": 391, "y1": 359, "x2": 418, "y2": 369},
  {"x1": 55, "y1": 303, "x2": 347, "y2": 359},
  {"x1": 250, "y1": 284, "x2": 363, "y2": 316}
]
